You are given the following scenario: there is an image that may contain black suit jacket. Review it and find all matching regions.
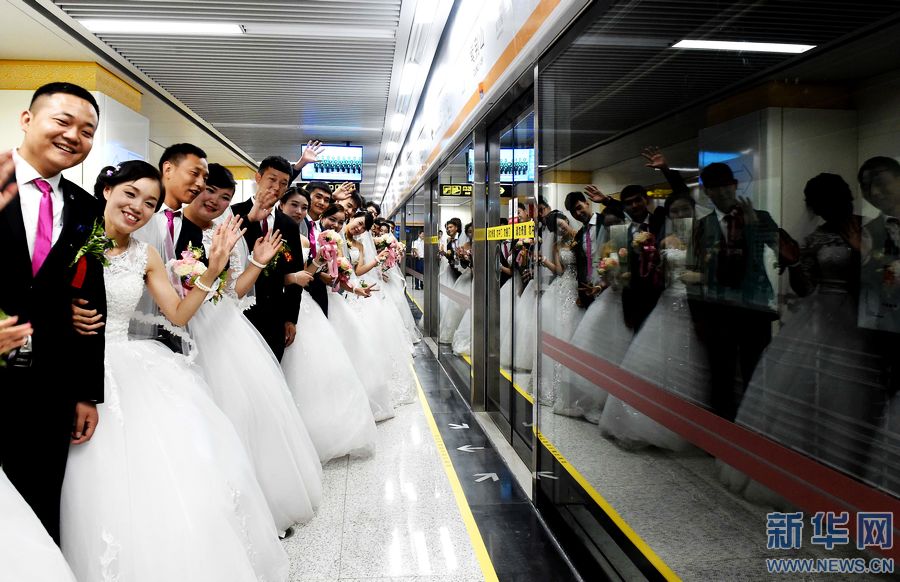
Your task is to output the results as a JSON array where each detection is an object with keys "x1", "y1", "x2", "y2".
[
  {"x1": 0, "y1": 178, "x2": 106, "y2": 403},
  {"x1": 574, "y1": 214, "x2": 604, "y2": 307},
  {"x1": 303, "y1": 217, "x2": 329, "y2": 316},
  {"x1": 230, "y1": 201, "x2": 303, "y2": 341},
  {"x1": 687, "y1": 208, "x2": 779, "y2": 315}
]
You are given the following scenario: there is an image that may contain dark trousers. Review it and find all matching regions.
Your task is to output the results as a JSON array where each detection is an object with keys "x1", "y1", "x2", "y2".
[
  {"x1": 690, "y1": 301, "x2": 773, "y2": 421},
  {"x1": 245, "y1": 305, "x2": 286, "y2": 361},
  {"x1": 415, "y1": 259, "x2": 424, "y2": 289},
  {"x1": 0, "y1": 368, "x2": 75, "y2": 545}
]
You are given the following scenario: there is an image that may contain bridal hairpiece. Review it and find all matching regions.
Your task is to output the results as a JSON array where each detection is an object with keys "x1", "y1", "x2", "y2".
[{"x1": 105, "y1": 164, "x2": 122, "y2": 177}]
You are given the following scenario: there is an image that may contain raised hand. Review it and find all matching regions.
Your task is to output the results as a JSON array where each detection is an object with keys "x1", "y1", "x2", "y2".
[
  {"x1": 0, "y1": 150, "x2": 19, "y2": 213},
  {"x1": 584, "y1": 184, "x2": 609, "y2": 204},
  {"x1": 736, "y1": 196, "x2": 758, "y2": 225},
  {"x1": 641, "y1": 146, "x2": 669, "y2": 170},
  {"x1": 295, "y1": 140, "x2": 324, "y2": 169},
  {"x1": 247, "y1": 190, "x2": 279, "y2": 222},
  {"x1": 332, "y1": 182, "x2": 356, "y2": 202},
  {"x1": 208, "y1": 215, "x2": 245, "y2": 273},
  {"x1": 253, "y1": 230, "x2": 283, "y2": 265}
]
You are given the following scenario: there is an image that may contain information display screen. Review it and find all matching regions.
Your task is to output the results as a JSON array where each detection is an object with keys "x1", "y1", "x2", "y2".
[{"x1": 300, "y1": 145, "x2": 363, "y2": 181}]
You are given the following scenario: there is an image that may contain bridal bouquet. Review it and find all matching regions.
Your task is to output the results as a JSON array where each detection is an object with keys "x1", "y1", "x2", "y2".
[
  {"x1": 168, "y1": 244, "x2": 225, "y2": 302},
  {"x1": 317, "y1": 229, "x2": 342, "y2": 282},
  {"x1": 70, "y1": 219, "x2": 115, "y2": 289},
  {"x1": 335, "y1": 256, "x2": 353, "y2": 290},
  {"x1": 374, "y1": 233, "x2": 400, "y2": 270},
  {"x1": 631, "y1": 231, "x2": 663, "y2": 285}
]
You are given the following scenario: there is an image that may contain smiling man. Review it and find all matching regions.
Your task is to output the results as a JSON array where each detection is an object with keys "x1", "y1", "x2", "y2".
[{"x1": 0, "y1": 82, "x2": 107, "y2": 544}]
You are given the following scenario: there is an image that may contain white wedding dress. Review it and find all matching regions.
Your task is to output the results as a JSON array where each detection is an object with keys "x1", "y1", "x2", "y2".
[
  {"x1": 440, "y1": 268, "x2": 471, "y2": 344},
  {"x1": 0, "y1": 469, "x2": 76, "y2": 582},
  {"x1": 282, "y1": 289, "x2": 378, "y2": 463},
  {"x1": 188, "y1": 227, "x2": 323, "y2": 532},
  {"x1": 352, "y1": 233, "x2": 418, "y2": 406},
  {"x1": 599, "y1": 248, "x2": 709, "y2": 452},
  {"x1": 557, "y1": 280, "x2": 633, "y2": 423},
  {"x1": 61, "y1": 239, "x2": 289, "y2": 582},
  {"x1": 534, "y1": 245, "x2": 583, "y2": 403},
  {"x1": 384, "y1": 262, "x2": 422, "y2": 347}
]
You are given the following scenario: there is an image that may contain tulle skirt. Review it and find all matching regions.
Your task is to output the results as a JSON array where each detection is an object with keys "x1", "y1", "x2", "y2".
[
  {"x1": 440, "y1": 270, "x2": 471, "y2": 344},
  {"x1": 327, "y1": 291, "x2": 395, "y2": 421},
  {"x1": 512, "y1": 279, "x2": 537, "y2": 370},
  {"x1": 730, "y1": 291, "x2": 887, "y2": 485},
  {"x1": 556, "y1": 288, "x2": 632, "y2": 423},
  {"x1": 189, "y1": 299, "x2": 323, "y2": 531},
  {"x1": 385, "y1": 265, "x2": 422, "y2": 347},
  {"x1": 282, "y1": 296, "x2": 377, "y2": 462},
  {"x1": 498, "y1": 276, "x2": 516, "y2": 369},
  {"x1": 61, "y1": 340, "x2": 289, "y2": 582},
  {"x1": 535, "y1": 272, "x2": 583, "y2": 403},
  {"x1": 599, "y1": 287, "x2": 710, "y2": 452},
  {"x1": 0, "y1": 470, "x2": 76, "y2": 582},
  {"x1": 348, "y1": 288, "x2": 417, "y2": 406}
]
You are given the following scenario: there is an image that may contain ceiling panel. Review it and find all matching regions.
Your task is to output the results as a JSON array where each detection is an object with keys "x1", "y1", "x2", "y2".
[{"x1": 52, "y1": 0, "x2": 405, "y2": 190}]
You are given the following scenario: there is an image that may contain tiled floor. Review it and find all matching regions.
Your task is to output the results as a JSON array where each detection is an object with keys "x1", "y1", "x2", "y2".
[
  {"x1": 536, "y1": 403, "x2": 885, "y2": 581},
  {"x1": 284, "y1": 401, "x2": 484, "y2": 582}
]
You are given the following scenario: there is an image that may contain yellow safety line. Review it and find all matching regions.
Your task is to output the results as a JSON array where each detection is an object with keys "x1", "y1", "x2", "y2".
[
  {"x1": 534, "y1": 429, "x2": 681, "y2": 581},
  {"x1": 411, "y1": 365, "x2": 500, "y2": 582},
  {"x1": 405, "y1": 288, "x2": 424, "y2": 313},
  {"x1": 499, "y1": 367, "x2": 534, "y2": 404}
]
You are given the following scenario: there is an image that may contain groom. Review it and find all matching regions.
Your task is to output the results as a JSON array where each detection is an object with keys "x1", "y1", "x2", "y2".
[{"x1": 0, "y1": 82, "x2": 106, "y2": 544}]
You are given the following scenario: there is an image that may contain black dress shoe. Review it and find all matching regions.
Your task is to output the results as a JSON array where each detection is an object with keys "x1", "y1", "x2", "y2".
[{"x1": 279, "y1": 526, "x2": 295, "y2": 541}]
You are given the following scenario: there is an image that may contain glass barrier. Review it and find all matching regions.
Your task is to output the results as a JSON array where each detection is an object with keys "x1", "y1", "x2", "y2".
[{"x1": 535, "y1": 1, "x2": 900, "y2": 578}]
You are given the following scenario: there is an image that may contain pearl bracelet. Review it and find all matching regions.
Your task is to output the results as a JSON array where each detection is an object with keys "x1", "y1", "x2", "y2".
[
  {"x1": 248, "y1": 254, "x2": 267, "y2": 269},
  {"x1": 195, "y1": 279, "x2": 215, "y2": 293}
]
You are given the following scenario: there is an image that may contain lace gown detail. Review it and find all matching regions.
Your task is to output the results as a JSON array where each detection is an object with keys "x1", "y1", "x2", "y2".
[{"x1": 61, "y1": 239, "x2": 289, "y2": 582}]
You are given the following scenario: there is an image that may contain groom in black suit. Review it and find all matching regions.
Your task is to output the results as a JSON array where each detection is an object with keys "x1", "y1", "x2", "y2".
[
  {"x1": 0, "y1": 83, "x2": 106, "y2": 544},
  {"x1": 231, "y1": 156, "x2": 303, "y2": 360},
  {"x1": 687, "y1": 163, "x2": 799, "y2": 420}
]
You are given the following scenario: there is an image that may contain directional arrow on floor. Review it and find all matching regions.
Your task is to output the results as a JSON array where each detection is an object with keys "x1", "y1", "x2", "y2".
[
  {"x1": 457, "y1": 444, "x2": 484, "y2": 453},
  {"x1": 522, "y1": 421, "x2": 533, "y2": 428},
  {"x1": 448, "y1": 423, "x2": 469, "y2": 430},
  {"x1": 534, "y1": 471, "x2": 559, "y2": 480},
  {"x1": 474, "y1": 473, "x2": 499, "y2": 483}
]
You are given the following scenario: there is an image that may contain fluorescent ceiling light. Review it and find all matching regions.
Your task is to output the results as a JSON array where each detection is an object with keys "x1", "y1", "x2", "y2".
[
  {"x1": 385, "y1": 142, "x2": 401, "y2": 153},
  {"x1": 392, "y1": 113, "x2": 406, "y2": 131},
  {"x1": 81, "y1": 19, "x2": 243, "y2": 35},
  {"x1": 672, "y1": 40, "x2": 814, "y2": 54}
]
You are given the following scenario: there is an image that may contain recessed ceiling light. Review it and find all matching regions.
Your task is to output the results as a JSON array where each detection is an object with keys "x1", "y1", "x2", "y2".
[
  {"x1": 81, "y1": 19, "x2": 244, "y2": 35},
  {"x1": 672, "y1": 40, "x2": 814, "y2": 54}
]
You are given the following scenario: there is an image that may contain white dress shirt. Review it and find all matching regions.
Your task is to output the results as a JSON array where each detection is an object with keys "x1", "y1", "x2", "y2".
[
  {"x1": 412, "y1": 238, "x2": 425, "y2": 258},
  {"x1": 13, "y1": 148, "x2": 64, "y2": 258}
]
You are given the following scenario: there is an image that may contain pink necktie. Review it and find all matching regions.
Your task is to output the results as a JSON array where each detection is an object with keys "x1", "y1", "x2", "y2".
[
  {"x1": 32, "y1": 178, "x2": 53, "y2": 276},
  {"x1": 164, "y1": 209, "x2": 175, "y2": 241},
  {"x1": 308, "y1": 221, "x2": 317, "y2": 259}
]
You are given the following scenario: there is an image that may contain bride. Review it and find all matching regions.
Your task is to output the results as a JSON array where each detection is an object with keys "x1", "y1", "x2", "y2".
[
  {"x1": 600, "y1": 195, "x2": 710, "y2": 451},
  {"x1": 62, "y1": 162, "x2": 288, "y2": 582},
  {"x1": 180, "y1": 171, "x2": 323, "y2": 532},
  {"x1": 533, "y1": 212, "x2": 584, "y2": 402},
  {"x1": 280, "y1": 207, "x2": 378, "y2": 462},
  {"x1": 348, "y1": 212, "x2": 418, "y2": 406}
]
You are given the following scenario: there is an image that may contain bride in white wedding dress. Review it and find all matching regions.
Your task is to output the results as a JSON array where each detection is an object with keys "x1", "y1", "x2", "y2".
[
  {"x1": 62, "y1": 162, "x2": 288, "y2": 582},
  {"x1": 182, "y1": 187, "x2": 323, "y2": 533},
  {"x1": 0, "y1": 469, "x2": 76, "y2": 582}
]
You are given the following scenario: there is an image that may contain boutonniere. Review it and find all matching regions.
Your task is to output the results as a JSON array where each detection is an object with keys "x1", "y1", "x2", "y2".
[
  {"x1": 70, "y1": 220, "x2": 116, "y2": 289},
  {"x1": 264, "y1": 241, "x2": 293, "y2": 276}
]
